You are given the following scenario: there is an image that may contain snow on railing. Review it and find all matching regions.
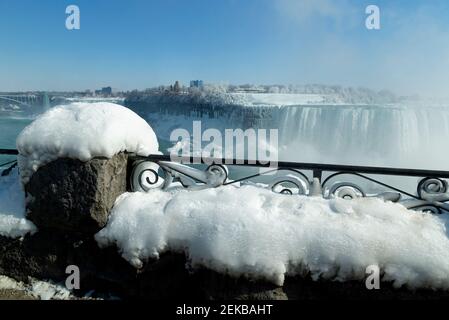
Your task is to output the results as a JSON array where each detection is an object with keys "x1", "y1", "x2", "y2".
[
  {"x1": 3, "y1": 148, "x2": 449, "y2": 214},
  {"x1": 129, "y1": 154, "x2": 449, "y2": 215}
]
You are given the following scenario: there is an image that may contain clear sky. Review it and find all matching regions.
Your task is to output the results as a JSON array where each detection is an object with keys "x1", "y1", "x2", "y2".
[{"x1": 1, "y1": 0, "x2": 449, "y2": 96}]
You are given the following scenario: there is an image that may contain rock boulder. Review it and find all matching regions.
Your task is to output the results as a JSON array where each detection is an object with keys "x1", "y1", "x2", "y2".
[{"x1": 25, "y1": 153, "x2": 128, "y2": 235}]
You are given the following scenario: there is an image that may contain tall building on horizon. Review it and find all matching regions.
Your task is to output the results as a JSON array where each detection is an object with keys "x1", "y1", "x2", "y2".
[{"x1": 190, "y1": 80, "x2": 204, "y2": 89}]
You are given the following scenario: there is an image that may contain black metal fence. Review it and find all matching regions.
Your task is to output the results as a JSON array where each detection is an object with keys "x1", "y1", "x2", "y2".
[
  {"x1": 3, "y1": 149, "x2": 449, "y2": 214},
  {"x1": 129, "y1": 154, "x2": 449, "y2": 214}
]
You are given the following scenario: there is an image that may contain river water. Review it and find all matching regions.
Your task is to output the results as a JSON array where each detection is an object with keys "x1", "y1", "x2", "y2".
[{"x1": 0, "y1": 117, "x2": 32, "y2": 166}]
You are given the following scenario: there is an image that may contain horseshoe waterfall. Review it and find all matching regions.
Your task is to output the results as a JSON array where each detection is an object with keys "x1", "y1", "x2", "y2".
[{"x1": 125, "y1": 93, "x2": 449, "y2": 171}]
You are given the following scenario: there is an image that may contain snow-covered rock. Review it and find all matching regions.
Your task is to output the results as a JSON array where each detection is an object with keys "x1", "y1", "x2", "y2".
[
  {"x1": 16, "y1": 102, "x2": 159, "y2": 184},
  {"x1": 96, "y1": 185, "x2": 449, "y2": 290}
]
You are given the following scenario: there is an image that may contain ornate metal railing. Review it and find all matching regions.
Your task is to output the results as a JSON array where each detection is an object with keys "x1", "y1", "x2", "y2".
[
  {"x1": 129, "y1": 154, "x2": 449, "y2": 214},
  {"x1": 0, "y1": 148, "x2": 18, "y2": 176},
  {"x1": 2, "y1": 148, "x2": 449, "y2": 214}
]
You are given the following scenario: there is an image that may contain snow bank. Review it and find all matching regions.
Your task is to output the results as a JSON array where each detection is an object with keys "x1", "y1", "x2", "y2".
[
  {"x1": 96, "y1": 185, "x2": 449, "y2": 290},
  {"x1": 0, "y1": 275, "x2": 73, "y2": 300},
  {"x1": 0, "y1": 168, "x2": 36, "y2": 238},
  {"x1": 16, "y1": 102, "x2": 159, "y2": 184},
  {"x1": 0, "y1": 275, "x2": 22, "y2": 290},
  {"x1": 30, "y1": 279, "x2": 72, "y2": 300}
]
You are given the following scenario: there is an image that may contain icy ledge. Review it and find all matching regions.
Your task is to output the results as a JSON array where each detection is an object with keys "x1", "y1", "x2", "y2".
[
  {"x1": 96, "y1": 185, "x2": 449, "y2": 290},
  {"x1": 16, "y1": 102, "x2": 159, "y2": 184}
]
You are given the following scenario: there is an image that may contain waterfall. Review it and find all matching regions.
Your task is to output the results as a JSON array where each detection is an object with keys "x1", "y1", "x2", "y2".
[
  {"x1": 126, "y1": 95, "x2": 449, "y2": 171},
  {"x1": 270, "y1": 104, "x2": 449, "y2": 170},
  {"x1": 42, "y1": 92, "x2": 50, "y2": 112}
]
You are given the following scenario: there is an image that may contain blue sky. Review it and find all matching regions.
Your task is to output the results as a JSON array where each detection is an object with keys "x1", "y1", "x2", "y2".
[{"x1": 1, "y1": 0, "x2": 449, "y2": 96}]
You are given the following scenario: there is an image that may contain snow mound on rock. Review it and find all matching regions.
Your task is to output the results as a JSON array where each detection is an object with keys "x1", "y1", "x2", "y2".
[{"x1": 17, "y1": 102, "x2": 159, "y2": 184}]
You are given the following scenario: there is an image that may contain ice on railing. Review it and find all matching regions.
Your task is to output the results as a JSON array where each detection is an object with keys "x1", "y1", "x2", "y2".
[
  {"x1": 16, "y1": 102, "x2": 159, "y2": 184},
  {"x1": 96, "y1": 185, "x2": 449, "y2": 290}
]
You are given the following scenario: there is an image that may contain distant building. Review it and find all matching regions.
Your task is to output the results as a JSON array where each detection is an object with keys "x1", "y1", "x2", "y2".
[
  {"x1": 101, "y1": 87, "x2": 112, "y2": 95},
  {"x1": 173, "y1": 81, "x2": 181, "y2": 93},
  {"x1": 94, "y1": 86, "x2": 112, "y2": 96},
  {"x1": 190, "y1": 80, "x2": 204, "y2": 89}
]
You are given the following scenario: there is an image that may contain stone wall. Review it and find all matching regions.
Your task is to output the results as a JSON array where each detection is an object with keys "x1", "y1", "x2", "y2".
[{"x1": 1, "y1": 153, "x2": 448, "y2": 299}]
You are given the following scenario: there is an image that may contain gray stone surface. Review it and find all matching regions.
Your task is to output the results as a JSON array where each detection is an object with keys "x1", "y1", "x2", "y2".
[
  {"x1": 25, "y1": 153, "x2": 128, "y2": 234},
  {"x1": 0, "y1": 231, "x2": 139, "y2": 297},
  {"x1": 2, "y1": 231, "x2": 449, "y2": 300}
]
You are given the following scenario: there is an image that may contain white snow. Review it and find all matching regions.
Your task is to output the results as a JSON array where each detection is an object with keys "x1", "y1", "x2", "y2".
[
  {"x1": 16, "y1": 102, "x2": 159, "y2": 184},
  {"x1": 0, "y1": 275, "x2": 22, "y2": 290},
  {"x1": 0, "y1": 275, "x2": 73, "y2": 300},
  {"x1": 229, "y1": 93, "x2": 329, "y2": 106},
  {"x1": 0, "y1": 168, "x2": 36, "y2": 238},
  {"x1": 30, "y1": 279, "x2": 72, "y2": 300},
  {"x1": 96, "y1": 185, "x2": 449, "y2": 290}
]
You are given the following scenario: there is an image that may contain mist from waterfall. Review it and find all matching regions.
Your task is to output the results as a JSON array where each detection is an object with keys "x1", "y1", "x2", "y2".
[
  {"x1": 273, "y1": 103, "x2": 449, "y2": 171},
  {"x1": 133, "y1": 95, "x2": 449, "y2": 172}
]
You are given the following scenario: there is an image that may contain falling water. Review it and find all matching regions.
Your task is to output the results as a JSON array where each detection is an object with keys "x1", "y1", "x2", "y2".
[
  {"x1": 130, "y1": 97, "x2": 449, "y2": 171},
  {"x1": 270, "y1": 104, "x2": 449, "y2": 170}
]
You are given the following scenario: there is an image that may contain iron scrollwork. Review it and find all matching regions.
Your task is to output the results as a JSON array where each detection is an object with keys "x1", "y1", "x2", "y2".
[
  {"x1": 131, "y1": 160, "x2": 228, "y2": 191},
  {"x1": 1, "y1": 146, "x2": 449, "y2": 215},
  {"x1": 129, "y1": 155, "x2": 449, "y2": 215},
  {"x1": 322, "y1": 175, "x2": 449, "y2": 214}
]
